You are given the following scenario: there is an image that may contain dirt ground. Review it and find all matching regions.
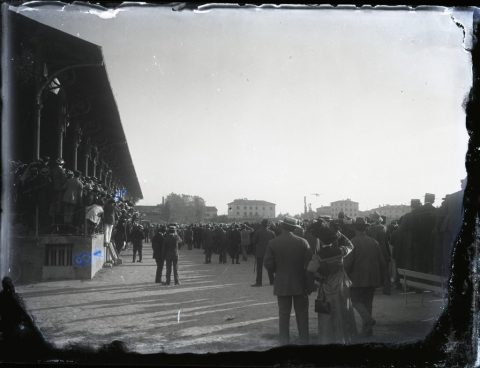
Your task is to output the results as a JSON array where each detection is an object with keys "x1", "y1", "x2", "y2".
[{"x1": 17, "y1": 243, "x2": 445, "y2": 354}]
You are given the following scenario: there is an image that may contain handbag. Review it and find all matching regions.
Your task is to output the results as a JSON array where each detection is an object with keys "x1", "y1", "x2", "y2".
[
  {"x1": 315, "y1": 286, "x2": 331, "y2": 314},
  {"x1": 306, "y1": 255, "x2": 320, "y2": 273}
]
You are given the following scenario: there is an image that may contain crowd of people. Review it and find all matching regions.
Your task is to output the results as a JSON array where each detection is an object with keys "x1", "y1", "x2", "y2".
[
  {"x1": 131, "y1": 187, "x2": 463, "y2": 345},
  {"x1": 131, "y1": 215, "x2": 389, "y2": 344},
  {"x1": 10, "y1": 157, "x2": 135, "y2": 236},
  {"x1": 9, "y1": 158, "x2": 147, "y2": 259},
  {"x1": 7, "y1": 161, "x2": 464, "y2": 345}
]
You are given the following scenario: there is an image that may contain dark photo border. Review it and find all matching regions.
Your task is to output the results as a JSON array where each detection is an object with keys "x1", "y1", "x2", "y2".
[{"x1": 1, "y1": 2, "x2": 478, "y2": 367}]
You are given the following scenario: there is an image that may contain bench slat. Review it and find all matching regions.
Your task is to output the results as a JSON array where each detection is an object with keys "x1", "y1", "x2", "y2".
[
  {"x1": 397, "y1": 268, "x2": 447, "y2": 283},
  {"x1": 400, "y1": 280, "x2": 445, "y2": 293}
]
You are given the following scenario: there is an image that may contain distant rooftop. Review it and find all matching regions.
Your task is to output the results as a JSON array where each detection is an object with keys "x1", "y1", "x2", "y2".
[
  {"x1": 331, "y1": 199, "x2": 358, "y2": 204},
  {"x1": 228, "y1": 199, "x2": 276, "y2": 206}
]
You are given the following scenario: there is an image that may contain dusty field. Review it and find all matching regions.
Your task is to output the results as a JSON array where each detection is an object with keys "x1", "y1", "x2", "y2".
[{"x1": 17, "y1": 243, "x2": 445, "y2": 354}]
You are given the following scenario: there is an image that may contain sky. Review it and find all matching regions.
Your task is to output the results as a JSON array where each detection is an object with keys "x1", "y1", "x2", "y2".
[{"x1": 17, "y1": 5, "x2": 472, "y2": 215}]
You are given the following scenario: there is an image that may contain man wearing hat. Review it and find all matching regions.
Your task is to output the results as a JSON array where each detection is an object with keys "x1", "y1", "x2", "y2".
[
  {"x1": 264, "y1": 216, "x2": 313, "y2": 345},
  {"x1": 62, "y1": 170, "x2": 83, "y2": 231},
  {"x1": 344, "y1": 217, "x2": 387, "y2": 338},
  {"x1": 130, "y1": 222, "x2": 145, "y2": 263},
  {"x1": 251, "y1": 219, "x2": 276, "y2": 287},
  {"x1": 152, "y1": 227, "x2": 166, "y2": 284},
  {"x1": 214, "y1": 225, "x2": 228, "y2": 263},
  {"x1": 410, "y1": 193, "x2": 437, "y2": 273},
  {"x1": 240, "y1": 224, "x2": 253, "y2": 261},
  {"x1": 366, "y1": 211, "x2": 391, "y2": 295},
  {"x1": 394, "y1": 199, "x2": 422, "y2": 271},
  {"x1": 163, "y1": 225, "x2": 182, "y2": 285},
  {"x1": 49, "y1": 158, "x2": 66, "y2": 225},
  {"x1": 227, "y1": 224, "x2": 242, "y2": 264},
  {"x1": 203, "y1": 225, "x2": 215, "y2": 264}
]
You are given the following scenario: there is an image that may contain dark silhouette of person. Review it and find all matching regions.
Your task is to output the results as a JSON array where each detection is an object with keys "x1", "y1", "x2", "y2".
[{"x1": 0, "y1": 277, "x2": 50, "y2": 358}]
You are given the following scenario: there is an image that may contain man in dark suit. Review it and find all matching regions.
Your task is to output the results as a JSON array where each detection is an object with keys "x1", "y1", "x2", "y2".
[
  {"x1": 130, "y1": 223, "x2": 145, "y2": 263},
  {"x1": 344, "y1": 217, "x2": 387, "y2": 337},
  {"x1": 184, "y1": 225, "x2": 194, "y2": 250},
  {"x1": 228, "y1": 225, "x2": 241, "y2": 264},
  {"x1": 367, "y1": 211, "x2": 391, "y2": 295},
  {"x1": 411, "y1": 193, "x2": 437, "y2": 274},
  {"x1": 163, "y1": 226, "x2": 182, "y2": 285},
  {"x1": 214, "y1": 225, "x2": 228, "y2": 263},
  {"x1": 152, "y1": 227, "x2": 165, "y2": 284},
  {"x1": 203, "y1": 225, "x2": 215, "y2": 264},
  {"x1": 251, "y1": 219, "x2": 276, "y2": 287},
  {"x1": 264, "y1": 216, "x2": 313, "y2": 345}
]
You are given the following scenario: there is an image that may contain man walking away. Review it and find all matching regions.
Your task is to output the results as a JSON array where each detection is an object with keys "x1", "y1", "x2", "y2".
[
  {"x1": 203, "y1": 225, "x2": 215, "y2": 264},
  {"x1": 130, "y1": 223, "x2": 145, "y2": 263},
  {"x1": 367, "y1": 211, "x2": 391, "y2": 295},
  {"x1": 228, "y1": 225, "x2": 242, "y2": 264},
  {"x1": 164, "y1": 226, "x2": 182, "y2": 285},
  {"x1": 264, "y1": 216, "x2": 313, "y2": 345},
  {"x1": 240, "y1": 224, "x2": 253, "y2": 261},
  {"x1": 251, "y1": 219, "x2": 275, "y2": 287},
  {"x1": 344, "y1": 217, "x2": 386, "y2": 338},
  {"x1": 184, "y1": 225, "x2": 194, "y2": 250},
  {"x1": 215, "y1": 225, "x2": 228, "y2": 264},
  {"x1": 152, "y1": 228, "x2": 165, "y2": 284}
]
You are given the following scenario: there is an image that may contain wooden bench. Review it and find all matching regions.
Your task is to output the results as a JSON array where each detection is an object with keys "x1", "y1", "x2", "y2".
[{"x1": 397, "y1": 268, "x2": 448, "y2": 305}]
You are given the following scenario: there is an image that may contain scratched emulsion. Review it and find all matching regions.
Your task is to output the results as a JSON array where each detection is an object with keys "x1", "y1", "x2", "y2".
[{"x1": 4, "y1": 3, "x2": 478, "y2": 367}]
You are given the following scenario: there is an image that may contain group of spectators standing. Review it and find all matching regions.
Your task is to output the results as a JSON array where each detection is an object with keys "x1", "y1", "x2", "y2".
[
  {"x1": 10, "y1": 158, "x2": 131, "y2": 237},
  {"x1": 9, "y1": 158, "x2": 154, "y2": 264},
  {"x1": 258, "y1": 215, "x2": 388, "y2": 345},
  {"x1": 143, "y1": 215, "x2": 389, "y2": 344},
  {"x1": 137, "y1": 183, "x2": 464, "y2": 345},
  {"x1": 258, "y1": 184, "x2": 464, "y2": 345},
  {"x1": 390, "y1": 185, "x2": 465, "y2": 277}
]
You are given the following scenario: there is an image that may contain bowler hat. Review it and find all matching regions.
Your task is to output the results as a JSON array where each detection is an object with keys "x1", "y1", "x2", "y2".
[
  {"x1": 279, "y1": 216, "x2": 301, "y2": 231},
  {"x1": 411, "y1": 199, "x2": 421, "y2": 207},
  {"x1": 355, "y1": 217, "x2": 368, "y2": 231},
  {"x1": 424, "y1": 193, "x2": 435, "y2": 203}
]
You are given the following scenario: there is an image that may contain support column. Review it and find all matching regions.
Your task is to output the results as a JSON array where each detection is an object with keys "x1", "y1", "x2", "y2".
[
  {"x1": 34, "y1": 99, "x2": 42, "y2": 160},
  {"x1": 107, "y1": 170, "x2": 113, "y2": 188},
  {"x1": 83, "y1": 140, "x2": 91, "y2": 177},
  {"x1": 73, "y1": 124, "x2": 82, "y2": 171},
  {"x1": 99, "y1": 161, "x2": 105, "y2": 182},
  {"x1": 84, "y1": 155, "x2": 89, "y2": 177},
  {"x1": 57, "y1": 102, "x2": 67, "y2": 159},
  {"x1": 91, "y1": 146, "x2": 98, "y2": 179}
]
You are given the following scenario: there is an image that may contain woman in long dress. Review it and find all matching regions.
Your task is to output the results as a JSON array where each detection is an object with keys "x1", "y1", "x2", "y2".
[{"x1": 307, "y1": 218, "x2": 357, "y2": 344}]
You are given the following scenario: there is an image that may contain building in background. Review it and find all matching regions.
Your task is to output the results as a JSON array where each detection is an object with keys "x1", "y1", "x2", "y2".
[
  {"x1": 205, "y1": 206, "x2": 218, "y2": 220},
  {"x1": 227, "y1": 199, "x2": 276, "y2": 221},
  {"x1": 316, "y1": 205, "x2": 333, "y2": 218},
  {"x1": 330, "y1": 199, "x2": 359, "y2": 219},
  {"x1": 361, "y1": 204, "x2": 411, "y2": 222},
  {"x1": 135, "y1": 205, "x2": 165, "y2": 224}
]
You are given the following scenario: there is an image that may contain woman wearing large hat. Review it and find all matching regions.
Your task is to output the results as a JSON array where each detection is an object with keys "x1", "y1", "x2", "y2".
[{"x1": 306, "y1": 217, "x2": 356, "y2": 344}]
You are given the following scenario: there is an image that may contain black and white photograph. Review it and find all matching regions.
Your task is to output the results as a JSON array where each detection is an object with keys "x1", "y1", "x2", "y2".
[{"x1": 1, "y1": 2, "x2": 478, "y2": 365}]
